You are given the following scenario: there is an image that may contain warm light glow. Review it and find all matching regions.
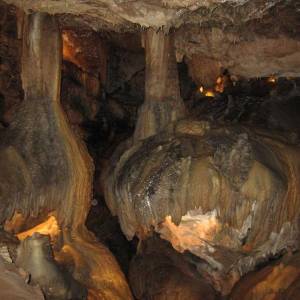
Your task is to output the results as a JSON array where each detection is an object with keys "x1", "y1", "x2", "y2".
[
  {"x1": 62, "y1": 31, "x2": 81, "y2": 67},
  {"x1": 216, "y1": 76, "x2": 222, "y2": 84},
  {"x1": 198, "y1": 86, "x2": 215, "y2": 98},
  {"x1": 4, "y1": 212, "x2": 26, "y2": 233},
  {"x1": 17, "y1": 216, "x2": 60, "y2": 241},
  {"x1": 157, "y1": 209, "x2": 220, "y2": 255},
  {"x1": 62, "y1": 32, "x2": 73, "y2": 61},
  {"x1": 205, "y1": 90, "x2": 215, "y2": 97},
  {"x1": 215, "y1": 76, "x2": 225, "y2": 93},
  {"x1": 267, "y1": 75, "x2": 277, "y2": 83}
]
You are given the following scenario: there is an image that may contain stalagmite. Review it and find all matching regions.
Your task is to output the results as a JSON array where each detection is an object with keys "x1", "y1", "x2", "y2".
[{"x1": 0, "y1": 12, "x2": 132, "y2": 300}]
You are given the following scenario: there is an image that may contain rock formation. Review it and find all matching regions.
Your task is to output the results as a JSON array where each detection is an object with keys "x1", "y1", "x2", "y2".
[
  {"x1": 230, "y1": 253, "x2": 300, "y2": 300},
  {"x1": 129, "y1": 236, "x2": 218, "y2": 300},
  {"x1": 1, "y1": 0, "x2": 299, "y2": 87},
  {"x1": 105, "y1": 118, "x2": 300, "y2": 294},
  {"x1": 103, "y1": 22, "x2": 300, "y2": 296},
  {"x1": 0, "y1": 256, "x2": 44, "y2": 300},
  {"x1": 0, "y1": 11, "x2": 132, "y2": 300},
  {"x1": 16, "y1": 233, "x2": 87, "y2": 300},
  {"x1": 0, "y1": 0, "x2": 299, "y2": 299},
  {"x1": 134, "y1": 29, "x2": 185, "y2": 141}
]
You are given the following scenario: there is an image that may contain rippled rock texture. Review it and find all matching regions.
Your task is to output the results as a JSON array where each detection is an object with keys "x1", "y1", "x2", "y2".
[
  {"x1": 230, "y1": 253, "x2": 300, "y2": 300},
  {"x1": 0, "y1": 12, "x2": 132, "y2": 299},
  {"x1": 104, "y1": 119, "x2": 300, "y2": 294},
  {"x1": 1, "y1": 0, "x2": 299, "y2": 32},
  {"x1": 1, "y1": 0, "x2": 299, "y2": 86}
]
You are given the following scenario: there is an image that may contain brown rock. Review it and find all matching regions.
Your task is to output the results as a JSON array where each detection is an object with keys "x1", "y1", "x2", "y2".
[
  {"x1": 0, "y1": 256, "x2": 44, "y2": 300},
  {"x1": 230, "y1": 254, "x2": 300, "y2": 300}
]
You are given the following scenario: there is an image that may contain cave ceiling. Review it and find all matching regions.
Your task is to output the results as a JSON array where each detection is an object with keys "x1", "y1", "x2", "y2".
[
  {"x1": 2, "y1": 0, "x2": 299, "y2": 33},
  {"x1": 2, "y1": 0, "x2": 300, "y2": 80}
]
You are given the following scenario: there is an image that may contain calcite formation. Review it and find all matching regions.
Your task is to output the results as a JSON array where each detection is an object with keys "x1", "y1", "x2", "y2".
[
  {"x1": 129, "y1": 237, "x2": 218, "y2": 300},
  {"x1": 230, "y1": 253, "x2": 300, "y2": 300},
  {"x1": 16, "y1": 233, "x2": 87, "y2": 300},
  {"x1": 134, "y1": 29, "x2": 185, "y2": 141},
  {"x1": 1, "y1": 0, "x2": 298, "y2": 32},
  {"x1": 1, "y1": 0, "x2": 299, "y2": 83},
  {"x1": 0, "y1": 0, "x2": 299, "y2": 298},
  {"x1": 104, "y1": 119, "x2": 300, "y2": 294},
  {"x1": 0, "y1": 12, "x2": 132, "y2": 299},
  {"x1": 0, "y1": 256, "x2": 44, "y2": 300},
  {"x1": 177, "y1": 26, "x2": 300, "y2": 87}
]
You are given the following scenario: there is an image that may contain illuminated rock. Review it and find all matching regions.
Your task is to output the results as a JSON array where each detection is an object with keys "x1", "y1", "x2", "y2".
[
  {"x1": 0, "y1": 12, "x2": 132, "y2": 299},
  {"x1": 230, "y1": 253, "x2": 300, "y2": 300},
  {"x1": 104, "y1": 120, "x2": 300, "y2": 294}
]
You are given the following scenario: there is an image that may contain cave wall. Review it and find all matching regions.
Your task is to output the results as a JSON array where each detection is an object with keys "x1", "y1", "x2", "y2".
[
  {"x1": 1, "y1": 0, "x2": 299, "y2": 88},
  {"x1": 176, "y1": 26, "x2": 300, "y2": 87},
  {"x1": 0, "y1": 1, "x2": 23, "y2": 125}
]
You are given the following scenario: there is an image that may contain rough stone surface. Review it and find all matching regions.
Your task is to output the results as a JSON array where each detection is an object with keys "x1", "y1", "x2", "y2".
[
  {"x1": 104, "y1": 120, "x2": 300, "y2": 294},
  {"x1": 230, "y1": 253, "x2": 300, "y2": 300},
  {"x1": 1, "y1": 0, "x2": 300, "y2": 82},
  {"x1": 16, "y1": 233, "x2": 87, "y2": 300},
  {"x1": 0, "y1": 256, "x2": 44, "y2": 300},
  {"x1": 1, "y1": 0, "x2": 299, "y2": 33},
  {"x1": 129, "y1": 236, "x2": 218, "y2": 300},
  {"x1": 177, "y1": 26, "x2": 300, "y2": 87},
  {"x1": 0, "y1": 1, "x2": 23, "y2": 125}
]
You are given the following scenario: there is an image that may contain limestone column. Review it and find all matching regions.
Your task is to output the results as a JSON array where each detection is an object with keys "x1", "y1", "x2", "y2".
[
  {"x1": 134, "y1": 29, "x2": 185, "y2": 141},
  {"x1": 1, "y1": 12, "x2": 132, "y2": 299}
]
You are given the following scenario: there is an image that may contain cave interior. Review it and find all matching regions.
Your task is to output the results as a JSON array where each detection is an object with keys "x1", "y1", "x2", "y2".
[{"x1": 0, "y1": 0, "x2": 300, "y2": 299}]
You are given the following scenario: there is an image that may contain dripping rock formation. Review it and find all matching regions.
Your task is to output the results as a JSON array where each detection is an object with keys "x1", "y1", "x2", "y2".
[
  {"x1": 0, "y1": 0, "x2": 299, "y2": 299},
  {"x1": 104, "y1": 119, "x2": 300, "y2": 294}
]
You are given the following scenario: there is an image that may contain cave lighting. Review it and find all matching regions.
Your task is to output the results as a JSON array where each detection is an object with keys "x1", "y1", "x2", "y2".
[
  {"x1": 199, "y1": 75, "x2": 225, "y2": 97},
  {"x1": 17, "y1": 216, "x2": 60, "y2": 241},
  {"x1": 267, "y1": 75, "x2": 277, "y2": 83},
  {"x1": 215, "y1": 76, "x2": 225, "y2": 93},
  {"x1": 205, "y1": 90, "x2": 215, "y2": 97},
  {"x1": 62, "y1": 31, "x2": 81, "y2": 67},
  {"x1": 199, "y1": 86, "x2": 215, "y2": 97},
  {"x1": 62, "y1": 32, "x2": 73, "y2": 61},
  {"x1": 158, "y1": 211, "x2": 220, "y2": 254}
]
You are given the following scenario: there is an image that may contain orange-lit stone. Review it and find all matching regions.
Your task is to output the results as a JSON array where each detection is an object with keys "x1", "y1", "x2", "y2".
[{"x1": 16, "y1": 216, "x2": 60, "y2": 241}]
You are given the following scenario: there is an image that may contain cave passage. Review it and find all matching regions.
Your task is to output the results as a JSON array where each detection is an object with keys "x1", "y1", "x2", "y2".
[{"x1": 0, "y1": 1, "x2": 300, "y2": 300}]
